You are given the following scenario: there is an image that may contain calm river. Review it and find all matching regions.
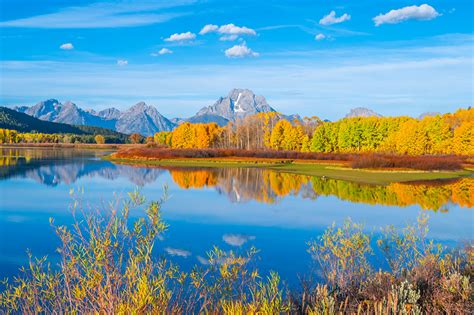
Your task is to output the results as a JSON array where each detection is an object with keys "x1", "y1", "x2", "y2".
[{"x1": 0, "y1": 148, "x2": 472, "y2": 283}]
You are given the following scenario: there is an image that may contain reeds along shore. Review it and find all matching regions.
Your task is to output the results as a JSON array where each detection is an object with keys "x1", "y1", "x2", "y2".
[{"x1": 0, "y1": 191, "x2": 472, "y2": 314}]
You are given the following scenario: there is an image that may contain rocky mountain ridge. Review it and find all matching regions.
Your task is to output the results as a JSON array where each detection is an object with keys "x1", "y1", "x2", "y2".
[
  {"x1": 14, "y1": 89, "x2": 284, "y2": 133},
  {"x1": 15, "y1": 100, "x2": 174, "y2": 136},
  {"x1": 13, "y1": 89, "x2": 383, "y2": 136}
]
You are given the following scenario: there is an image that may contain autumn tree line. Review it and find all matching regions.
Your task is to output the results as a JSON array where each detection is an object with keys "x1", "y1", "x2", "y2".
[
  {"x1": 1, "y1": 108, "x2": 472, "y2": 155},
  {"x1": 0, "y1": 129, "x2": 116, "y2": 145},
  {"x1": 153, "y1": 108, "x2": 474, "y2": 155}
]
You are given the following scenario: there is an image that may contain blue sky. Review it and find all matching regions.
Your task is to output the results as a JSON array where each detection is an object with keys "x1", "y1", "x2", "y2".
[{"x1": 0, "y1": 0, "x2": 472, "y2": 119}]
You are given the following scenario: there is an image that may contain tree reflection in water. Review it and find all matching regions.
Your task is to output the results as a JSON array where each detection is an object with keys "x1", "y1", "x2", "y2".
[
  {"x1": 1, "y1": 147, "x2": 472, "y2": 211},
  {"x1": 169, "y1": 168, "x2": 473, "y2": 211}
]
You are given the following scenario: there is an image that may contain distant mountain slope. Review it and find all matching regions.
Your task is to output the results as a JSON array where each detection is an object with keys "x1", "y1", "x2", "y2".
[
  {"x1": 97, "y1": 108, "x2": 121, "y2": 120},
  {"x1": 115, "y1": 102, "x2": 175, "y2": 135},
  {"x1": 0, "y1": 106, "x2": 128, "y2": 141},
  {"x1": 419, "y1": 112, "x2": 441, "y2": 119},
  {"x1": 17, "y1": 99, "x2": 116, "y2": 129},
  {"x1": 190, "y1": 89, "x2": 276, "y2": 124},
  {"x1": 1, "y1": 106, "x2": 86, "y2": 134},
  {"x1": 187, "y1": 114, "x2": 230, "y2": 126},
  {"x1": 345, "y1": 107, "x2": 382, "y2": 118},
  {"x1": 170, "y1": 117, "x2": 186, "y2": 125}
]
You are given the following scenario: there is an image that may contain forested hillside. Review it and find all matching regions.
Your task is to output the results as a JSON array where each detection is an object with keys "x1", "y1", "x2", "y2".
[
  {"x1": 0, "y1": 106, "x2": 86, "y2": 134},
  {"x1": 0, "y1": 106, "x2": 129, "y2": 143}
]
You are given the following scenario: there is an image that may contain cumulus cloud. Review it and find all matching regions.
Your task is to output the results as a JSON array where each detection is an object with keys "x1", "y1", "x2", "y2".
[
  {"x1": 116, "y1": 59, "x2": 128, "y2": 66},
  {"x1": 151, "y1": 48, "x2": 173, "y2": 56},
  {"x1": 373, "y1": 4, "x2": 440, "y2": 26},
  {"x1": 222, "y1": 234, "x2": 256, "y2": 247},
  {"x1": 164, "y1": 31, "x2": 196, "y2": 42},
  {"x1": 319, "y1": 11, "x2": 351, "y2": 25},
  {"x1": 199, "y1": 24, "x2": 218, "y2": 35},
  {"x1": 200, "y1": 23, "x2": 256, "y2": 41},
  {"x1": 165, "y1": 247, "x2": 191, "y2": 257},
  {"x1": 59, "y1": 43, "x2": 74, "y2": 50},
  {"x1": 315, "y1": 33, "x2": 326, "y2": 41},
  {"x1": 218, "y1": 23, "x2": 256, "y2": 36},
  {"x1": 225, "y1": 43, "x2": 259, "y2": 58}
]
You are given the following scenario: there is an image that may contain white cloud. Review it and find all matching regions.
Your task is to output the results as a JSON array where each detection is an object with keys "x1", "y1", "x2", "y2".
[
  {"x1": 116, "y1": 59, "x2": 128, "y2": 66},
  {"x1": 200, "y1": 23, "x2": 256, "y2": 41},
  {"x1": 151, "y1": 48, "x2": 173, "y2": 56},
  {"x1": 219, "y1": 35, "x2": 239, "y2": 41},
  {"x1": 319, "y1": 11, "x2": 351, "y2": 25},
  {"x1": 59, "y1": 43, "x2": 74, "y2": 50},
  {"x1": 225, "y1": 43, "x2": 259, "y2": 58},
  {"x1": 223, "y1": 234, "x2": 255, "y2": 247},
  {"x1": 165, "y1": 247, "x2": 191, "y2": 257},
  {"x1": 218, "y1": 23, "x2": 256, "y2": 36},
  {"x1": 164, "y1": 31, "x2": 196, "y2": 42},
  {"x1": 0, "y1": 0, "x2": 195, "y2": 28},
  {"x1": 373, "y1": 4, "x2": 440, "y2": 26},
  {"x1": 199, "y1": 24, "x2": 218, "y2": 35},
  {"x1": 159, "y1": 48, "x2": 173, "y2": 55},
  {"x1": 315, "y1": 33, "x2": 326, "y2": 41}
]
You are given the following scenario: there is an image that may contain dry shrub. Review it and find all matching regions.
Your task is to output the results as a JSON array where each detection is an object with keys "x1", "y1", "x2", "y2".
[
  {"x1": 0, "y1": 190, "x2": 289, "y2": 314},
  {"x1": 351, "y1": 154, "x2": 463, "y2": 170},
  {"x1": 112, "y1": 147, "x2": 355, "y2": 161},
  {"x1": 300, "y1": 214, "x2": 473, "y2": 314},
  {"x1": 113, "y1": 148, "x2": 467, "y2": 171},
  {"x1": 359, "y1": 271, "x2": 396, "y2": 302}
]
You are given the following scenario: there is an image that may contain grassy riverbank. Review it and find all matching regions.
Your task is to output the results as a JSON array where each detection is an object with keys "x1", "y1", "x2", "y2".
[{"x1": 106, "y1": 155, "x2": 472, "y2": 185}]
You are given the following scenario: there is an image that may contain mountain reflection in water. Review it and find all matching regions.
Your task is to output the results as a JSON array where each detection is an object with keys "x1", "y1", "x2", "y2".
[
  {"x1": 1, "y1": 148, "x2": 472, "y2": 211},
  {"x1": 0, "y1": 148, "x2": 164, "y2": 186}
]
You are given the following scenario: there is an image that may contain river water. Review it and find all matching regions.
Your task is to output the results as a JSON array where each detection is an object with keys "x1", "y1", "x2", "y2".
[{"x1": 0, "y1": 148, "x2": 472, "y2": 283}]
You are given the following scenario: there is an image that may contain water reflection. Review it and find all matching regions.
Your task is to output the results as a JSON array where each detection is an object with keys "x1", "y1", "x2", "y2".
[
  {"x1": 0, "y1": 148, "x2": 163, "y2": 186},
  {"x1": 1, "y1": 148, "x2": 472, "y2": 211},
  {"x1": 310, "y1": 177, "x2": 473, "y2": 211},
  {"x1": 167, "y1": 168, "x2": 472, "y2": 211},
  {"x1": 170, "y1": 167, "x2": 317, "y2": 203}
]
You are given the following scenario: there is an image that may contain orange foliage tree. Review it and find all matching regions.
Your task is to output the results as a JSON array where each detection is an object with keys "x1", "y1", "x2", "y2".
[{"x1": 170, "y1": 122, "x2": 222, "y2": 149}]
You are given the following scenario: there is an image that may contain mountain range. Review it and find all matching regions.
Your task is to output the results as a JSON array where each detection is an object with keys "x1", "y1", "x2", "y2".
[
  {"x1": 15, "y1": 99, "x2": 174, "y2": 136},
  {"x1": 11, "y1": 89, "x2": 381, "y2": 136},
  {"x1": 13, "y1": 89, "x2": 285, "y2": 136}
]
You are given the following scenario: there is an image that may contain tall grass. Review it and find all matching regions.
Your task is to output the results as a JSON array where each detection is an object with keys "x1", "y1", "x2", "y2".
[{"x1": 0, "y1": 191, "x2": 472, "y2": 313}]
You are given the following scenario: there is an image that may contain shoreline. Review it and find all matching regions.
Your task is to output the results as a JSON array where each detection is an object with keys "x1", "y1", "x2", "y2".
[
  {"x1": 2, "y1": 144, "x2": 471, "y2": 184},
  {"x1": 0, "y1": 143, "x2": 128, "y2": 150},
  {"x1": 105, "y1": 155, "x2": 472, "y2": 185}
]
